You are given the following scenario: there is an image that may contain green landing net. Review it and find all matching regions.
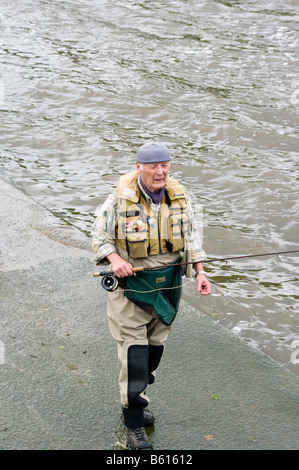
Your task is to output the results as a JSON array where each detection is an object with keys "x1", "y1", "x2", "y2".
[{"x1": 125, "y1": 264, "x2": 182, "y2": 326}]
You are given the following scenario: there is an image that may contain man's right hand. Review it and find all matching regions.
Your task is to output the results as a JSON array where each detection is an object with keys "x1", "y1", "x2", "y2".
[{"x1": 106, "y1": 252, "x2": 135, "y2": 278}]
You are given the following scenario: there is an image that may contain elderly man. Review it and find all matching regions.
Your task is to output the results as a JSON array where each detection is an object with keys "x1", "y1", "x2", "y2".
[{"x1": 92, "y1": 142, "x2": 211, "y2": 450}]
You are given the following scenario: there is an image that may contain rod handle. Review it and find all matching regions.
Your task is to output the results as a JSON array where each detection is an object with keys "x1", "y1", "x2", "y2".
[
  {"x1": 93, "y1": 272, "x2": 102, "y2": 277},
  {"x1": 93, "y1": 266, "x2": 144, "y2": 277}
]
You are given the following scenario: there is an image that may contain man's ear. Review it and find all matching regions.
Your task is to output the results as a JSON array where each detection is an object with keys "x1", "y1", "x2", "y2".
[{"x1": 136, "y1": 162, "x2": 141, "y2": 174}]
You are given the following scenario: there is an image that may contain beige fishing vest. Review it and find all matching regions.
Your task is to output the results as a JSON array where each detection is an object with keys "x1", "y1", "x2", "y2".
[{"x1": 115, "y1": 171, "x2": 190, "y2": 259}]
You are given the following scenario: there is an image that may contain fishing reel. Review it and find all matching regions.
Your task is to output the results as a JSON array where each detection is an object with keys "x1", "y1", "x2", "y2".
[
  {"x1": 93, "y1": 266, "x2": 144, "y2": 291},
  {"x1": 100, "y1": 273, "x2": 119, "y2": 292},
  {"x1": 93, "y1": 271, "x2": 119, "y2": 291}
]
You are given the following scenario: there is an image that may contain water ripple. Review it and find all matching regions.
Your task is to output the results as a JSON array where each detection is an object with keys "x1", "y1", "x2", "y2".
[{"x1": 0, "y1": 0, "x2": 298, "y2": 373}]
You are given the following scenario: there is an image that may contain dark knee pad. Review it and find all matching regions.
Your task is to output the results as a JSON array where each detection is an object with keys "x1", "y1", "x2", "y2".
[
  {"x1": 127, "y1": 344, "x2": 149, "y2": 408},
  {"x1": 148, "y1": 344, "x2": 164, "y2": 384}
]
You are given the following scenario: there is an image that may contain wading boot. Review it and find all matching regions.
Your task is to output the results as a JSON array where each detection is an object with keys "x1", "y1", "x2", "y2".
[
  {"x1": 144, "y1": 408, "x2": 155, "y2": 426},
  {"x1": 126, "y1": 427, "x2": 153, "y2": 450}
]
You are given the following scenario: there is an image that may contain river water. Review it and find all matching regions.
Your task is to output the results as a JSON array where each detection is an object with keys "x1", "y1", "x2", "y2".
[{"x1": 0, "y1": 0, "x2": 298, "y2": 374}]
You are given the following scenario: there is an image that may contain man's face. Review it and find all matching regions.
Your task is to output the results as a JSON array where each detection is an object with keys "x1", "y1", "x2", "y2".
[{"x1": 136, "y1": 161, "x2": 170, "y2": 193}]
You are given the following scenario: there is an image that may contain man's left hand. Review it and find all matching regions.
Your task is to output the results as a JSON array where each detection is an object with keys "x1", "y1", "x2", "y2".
[{"x1": 196, "y1": 274, "x2": 211, "y2": 295}]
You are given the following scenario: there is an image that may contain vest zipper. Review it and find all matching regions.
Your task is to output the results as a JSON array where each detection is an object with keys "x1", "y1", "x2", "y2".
[{"x1": 154, "y1": 204, "x2": 162, "y2": 254}]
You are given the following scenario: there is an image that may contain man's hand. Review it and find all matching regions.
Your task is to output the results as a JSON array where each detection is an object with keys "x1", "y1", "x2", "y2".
[
  {"x1": 193, "y1": 262, "x2": 211, "y2": 295},
  {"x1": 106, "y1": 252, "x2": 135, "y2": 278},
  {"x1": 195, "y1": 274, "x2": 211, "y2": 295}
]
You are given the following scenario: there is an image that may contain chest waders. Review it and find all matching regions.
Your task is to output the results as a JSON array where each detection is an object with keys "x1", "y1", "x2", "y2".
[{"x1": 124, "y1": 263, "x2": 182, "y2": 326}]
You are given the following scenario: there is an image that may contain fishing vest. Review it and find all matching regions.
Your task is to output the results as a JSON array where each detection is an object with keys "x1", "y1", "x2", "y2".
[{"x1": 115, "y1": 171, "x2": 190, "y2": 259}]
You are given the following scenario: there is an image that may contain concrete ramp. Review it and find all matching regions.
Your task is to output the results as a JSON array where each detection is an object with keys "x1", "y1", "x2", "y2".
[{"x1": 0, "y1": 178, "x2": 298, "y2": 450}]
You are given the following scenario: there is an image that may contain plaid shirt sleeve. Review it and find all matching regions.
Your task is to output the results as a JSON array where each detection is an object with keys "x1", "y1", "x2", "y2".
[
  {"x1": 184, "y1": 195, "x2": 207, "y2": 263},
  {"x1": 91, "y1": 189, "x2": 119, "y2": 263}
]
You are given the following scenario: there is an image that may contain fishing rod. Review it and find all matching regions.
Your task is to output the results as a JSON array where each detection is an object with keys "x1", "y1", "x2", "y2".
[{"x1": 93, "y1": 249, "x2": 299, "y2": 291}]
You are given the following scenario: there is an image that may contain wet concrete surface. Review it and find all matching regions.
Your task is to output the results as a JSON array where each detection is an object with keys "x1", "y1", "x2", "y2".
[{"x1": 0, "y1": 178, "x2": 298, "y2": 450}]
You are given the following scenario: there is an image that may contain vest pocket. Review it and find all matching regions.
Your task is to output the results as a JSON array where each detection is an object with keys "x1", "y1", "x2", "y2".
[
  {"x1": 168, "y1": 215, "x2": 185, "y2": 252},
  {"x1": 124, "y1": 214, "x2": 149, "y2": 258},
  {"x1": 116, "y1": 206, "x2": 149, "y2": 257},
  {"x1": 125, "y1": 237, "x2": 149, "y2": 258}
]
